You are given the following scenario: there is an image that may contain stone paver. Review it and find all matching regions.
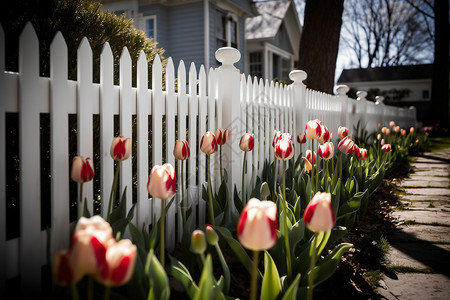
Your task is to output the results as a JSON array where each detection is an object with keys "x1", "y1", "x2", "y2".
[
  {"x1": 412, "y1": 162, "x2": 450, "y2": 169},
  {"x1": 404, "y1": 188, "x2": 450, "y2": 196},
  {"x1": 386, "y1": 243, "x2": 450, "y2": 271},
  {"x1": 392, "y1": 210, "x2": 450, "y2": 225},
  {"x1": 399, "y1": 194, "x2": 450, "y2": 202},
  {"x1": 387, "y1": 224, "x2": 450, "y2": 243},
  {"x1": 401, "y1": 180, "x2": 449, "y2": 188},
  {"x1": 407, "y1": 175, "x2": 449, "y2": 182},
  {"x1": 399, "y1": 200, "x2": 450, "y2": 209},
  {"x1": 377, "y1": 273, "x2": 450, "y2": 300},
  {"x1": 411, "y1": 169, "x2": 449, "y2": 177}
]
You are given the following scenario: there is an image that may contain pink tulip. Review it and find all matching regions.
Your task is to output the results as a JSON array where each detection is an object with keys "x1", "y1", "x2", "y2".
[
  {"x1": 147, "y1": 163, "x2": 176, "y2": 200},
  {"x1": 297, "y1": 133, "x2": 307, "y2": 144},
  {"x1": 305, "y1": 120, "x2": 322, "y2": 140},
  {"x1": 410, "y1": 127, "x2": 415, "y2": 133},
  {"x1": 377, "y1": 133, "x2": 382, "y2": 140},
  {"x1": 318, "y1": 142, "x2": 334, "y2": 160},
  {"x1": 338, "y1": 136, "x2": 354, "y2": 154},
  {"x1": 110, "y1": 136, "x2": 132, "y2": 161},
  {"x1": 275, "y1": 134, "x2": 294, "y2": 160},
  {"x1": 358, "y1": 148, "x2": 368, "y2": 160},
  {"x1": 394, "y1": 126, "x2": 400, "y2": 133},
  {"x1": 381, "y1": 139, "x2": 385, "y2": 146},
  {"x1": 378, "y1": 123, "x2": 382, "y2": 129},
  {"x1": 303, "y1": 192, "x2": 335, "y2": 232},
  {"x1": 306, "y1": 150, "x2": 316, "y2": 165},
  {"x1": 71, "y1": 156, "x2": 94, "y2": 183},
  {"x1": 69, "y1": 216, "x2": 115, "y2": 277},
  {"x1": 200, "y1": 131, "x2": 218, "y2": 154},
  {"x1": 173, "y1": 140, "x2": 190, "y2": 160},
  {"x1": 272, "y1": 130, "x2": 281, "y2": 148},
  {"x1": 386, "y1": 128, "x2": 391, "y2": 135},
  {"x1": 95, "y1": 239, "x2": 137, "y2": 287},
  {"x1": 317, "y1": 125, "x2": 330, "y2": 144},
  {"x1": 389, "y1": 121, "x2": 395, "y2": 128},
  {"x1": 338, "y1": 126, "x2": 348, "y2": 139},
  {"x1": 52, "y1": 250, "x2": 82, "y2": 286},
  {"x1": 382, "y1": 144, "x2": 391, "y2": 152},
  {"x1": 239, "y1": 133, "x2": 255, "y2": 152},
  {"x1": 401, "y1": 129, "x2": 406, "y2": 136},
  {"x1": 237, "y1": 198, "x2": 278, "y2": 251},
  {"x1": 381, "y1": 127, "x2": 387, "y2": 134},
  {"x1": 215, "y1": 129, "x2": 229, "y2": 146}
]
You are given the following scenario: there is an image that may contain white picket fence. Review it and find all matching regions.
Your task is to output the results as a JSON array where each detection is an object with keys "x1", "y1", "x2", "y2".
[{"x1": 0, "y1": 23, "x2": 417, "y2": 295}]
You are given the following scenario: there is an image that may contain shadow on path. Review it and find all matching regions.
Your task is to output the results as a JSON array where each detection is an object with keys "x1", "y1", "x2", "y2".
[{"x1": 417, "y1": 153, "x2": 450, "y2": 164}]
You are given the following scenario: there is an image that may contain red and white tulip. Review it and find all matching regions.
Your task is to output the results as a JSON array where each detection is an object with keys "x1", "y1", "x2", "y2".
[
  {"x1": 275, "y1": 134, "x2": 294, "y2": 160},
  {"x1": 239, "y1": 133, "x2": 255, "y2": 152},
  {"x1": 71, "y1": 156, "x2": 94, "y2": 183},
  {"x1": 215, "y1": 129, "x2": 229, "y2": 146},
  {"x1": 147, "y1": 163, "x2": 176, "y2": 200},
  {"x1": 173, "y1": 140, "x2": 190, "y2": 160},
  {"x1": 338, "y1": 126, "x2": 348, "y2": 139},
  {"x1": 303, "y1": 192, "x2": 335, "y2": 232},
  {"x1": 382, "y1": 144, "x2": 391, "y2": 152},
  {"x1": 110, "y1": 136, "x2": 132, "y2": 161},
  {"x1": 338, "y1": 136, "x2": 354, "y2": 154},
  {"x1": 318, "y1": 142, "x2": 334, "y2": 160},
  {"x1": 200, "y1": 131, "x2": 218, "y2": 154},
  {"x1": 306, "y1": 150, "x2": 316, "y2": 165},
  {"x1": 305, "y1": 120, "x2": 322, "y2": 140},
  {"x1": 297, "y1": 133, "x2": 307, "y2": 144}
]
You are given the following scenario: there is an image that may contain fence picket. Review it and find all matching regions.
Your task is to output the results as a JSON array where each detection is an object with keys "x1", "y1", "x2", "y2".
[
  {"x1": 208, "y1": 68, "x2": 218, "y2": 190},
  {"x1": 188, "y1": 62, "x2": 198, "y2": 223},
  {"x1": 198, "y1": 65, "x2": 207, "y2": 225}
]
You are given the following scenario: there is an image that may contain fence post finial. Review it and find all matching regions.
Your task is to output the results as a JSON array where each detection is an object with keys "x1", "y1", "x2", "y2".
[
  {"x1": 356, "y1": 90, "x2": 368, "y2": 129},
  {"x1": 289, "y1": 70, "x2": 307, "y2": 158},
  {"x1": 215, "y1": 47, "x2": 240, "y2": 69},
  {"x1": 335, "y1": 85, "x2": 349, "y2": 128},
  {"x1": 375, "y1": 96, "x2": 384, "y2": 104}
]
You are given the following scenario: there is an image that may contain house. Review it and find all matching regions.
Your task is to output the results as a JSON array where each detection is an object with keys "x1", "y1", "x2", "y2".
[
  {"x1": 337, "y1": 64, "x2": 433, "y2": 121},
  {"x1": 245, "y1": 0, "x2": 302, "y2": 82},
  {"x1": 99, "y1": 0, "x2": 257, "y2": 72}
]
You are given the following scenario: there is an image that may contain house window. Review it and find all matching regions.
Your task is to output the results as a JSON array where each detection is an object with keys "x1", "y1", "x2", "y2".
[
  {"x1": 422, "y1": 90, "x2": 430, "y2": 99},
  {"x1": 216, "y1": 11, "x2": 238, "y2": 49},
  {"x1": 249, "y1": 52, "x2": 262, "y2": 78},
  {"x1": 272, "y1": 53, "x2": 290, "y2": 81},
  {"x1": 281, "y1": 58, "x2": 290, "y2": 82},
  {"x1": 143, "y1": 15, "x2": 156, "y2": 41}
]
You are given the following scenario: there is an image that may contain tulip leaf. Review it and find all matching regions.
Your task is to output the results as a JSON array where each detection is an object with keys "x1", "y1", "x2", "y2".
[
  {"x1": 311, "y1": 243, "x2": 353, "y2": 287},
  {"x1": 82, "y1": 197, "x2": 91, "y2": 218},
  {"x1": 168, "y1": 255, "x2": 199, "y2": 298},
  {"x1": 331, "y1": 178, "x2": 341, "y2": 217},
  {"x1": 324, "y1": 226, "x2": 348, "y2": 250},
  {"x1": 293, "y1": 193, "x2": 302, "y2": 220},
  {"x1": 281, "y1": 273, "x2": 301, "y2": 300},
  {"x1": 261, "y1": 251, "x2": 281, "y2": 300},
  {"x1": 288, "y1": 219, "x2": 305, "y2": 255},
  {"x1": 337, "y1": 190, "x2": 366, "y2": 219},
  {"x1": 195, "y1": 255, "x2": 218, "y2": 300},
  {"x1": 110, "y1": 186, "x2": 127, "y2": 225},
  {"x1": 145, "y1": 249, "x2": 170, "y2": 300},
  {"x1": 233, "y1": 185, "x2": 243, "y2": 213}
]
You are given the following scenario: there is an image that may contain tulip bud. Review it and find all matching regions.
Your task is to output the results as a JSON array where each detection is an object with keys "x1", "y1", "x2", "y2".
[
  {"x1": 96, "y1": 239, "x2": 137, "y2": 287},
  {"x1": 386, "y1": 128, "x2": 391, "y2": 135},
  {"x1": 338, "y1": 126, "x2": 348, "y2": 139},
  {"x1": 147, "y1": 163, "x2": 176, "y2": 200},
  {"x1": 394, "y1": 126, "x2": 400, "y2": 133},
  {"x1": 191, "y1": 230, "x2": 207, "y2": 254},
  {"x1": 358, "y1": 148, "x2": 368, "y2": 160},
  {"x1": 305, "y1": 120, "x2": 322, "y2": 140},
  {"x1": 302, "y1": 157, "x2": 312, "y2": 173},
  {"x1": 275, "y1": 134, "x2": 294, "y2": 160},
  {"x1": 389, "y1": 121, "x2": 395, "y2": 128},
  {"x1": 205, "y1": 224, "x2": 219, "y2": 246},
  {"x1": 415, "y1": 139, "x2": 419, "y2": 144},
  {"x1": 173, "y1": 140, "x2": 190, "y2": 160},
  {"x1": 338, "y1": 136, "x2": 354, "y2": 154},
  {"x1": 377, "y1": 133, "x2": 381, "y2": 140},
  {"x1": 306, "y1": 150, "x2": 316, "y2": 165},
  {"x1": 53, "y1": 250, "x2": 83, "y2": 286},
  {"x1": 378, "y1": 123, "x2": 381, "y2": 129},
  {"x1": 297, "y1": 133, "x2": 307, "y2": 144},
  {"x1": 318, "y1": 142, "x2": 334, "y2": 160},
  {"x1": 200, "y1": 131, "x2": 218, "y2": 154},
  {"x1": 381, "y1": 127, "x2": 387, "y2": 134},
  {"x1": 381, "y1": 139, "x2": 385, "y2": 146},
  {"x1": 69, "y1": 216, "x2": 115, "y2": 277},
  {"x1": 317, "y1": 125, "x2": 329, "y2": 144},
  {"x1": 382, "y1": 144, "x2": 391, "y2": 152},
  {"x1": 410, "y1": 127, "x2": 415, "y2": 133},
  {"x1": 272, "y1": 130, "x2": 281, "y2": 148},
  {"x1": 303, "y1": 192, "x2": 335, "y2": 232},
  {"x1": 71, "y1": 156, "x2": 94, "y2": 183},
  {"x1": 260, "y1": 182, "x2": 270, "y2": 200},
  {"x1": 215, "y1": 129, "x2": 229, "y2": 146},
  {"x1": 237, "y1": 198, "x2": 278, "y2": 251},
  {"x1": 239, "y1": 133, "x2": 255, "y2": 152},
  {"x1": 110, "y1": 136, "x2": 132, "y2": 161},
  {"x1": 401, "y1": 129, "x2": 406, "y2": 136}
]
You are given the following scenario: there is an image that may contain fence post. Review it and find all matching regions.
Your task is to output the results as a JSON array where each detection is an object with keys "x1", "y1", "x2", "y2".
[
  {"x1": 335, "y1": 85, "x2": 349, "y2": 128},
  {"x1": 289, "y1": 70, "x2": 307, "y2": 158},
  {"x1": 375, "y1": 96, "x2": 385, "y2": 127},
  {"x1": 215, "y1": 47, "x2": 241, "y2": 215},
  {"x1": 356, "y1": 90, "x2": 368, "y2": 130},
  {"x1": 409, "y1": 106, "x2": 417, "y2": 128}
]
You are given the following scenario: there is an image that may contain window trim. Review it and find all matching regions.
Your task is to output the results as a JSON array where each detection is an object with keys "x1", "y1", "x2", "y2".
[
  {"x1": 142, "y1": 15, "x2": 157, "y2": 42},
  {"x1": 215, "y1": 10, "x2": 239, "y2": 50}
]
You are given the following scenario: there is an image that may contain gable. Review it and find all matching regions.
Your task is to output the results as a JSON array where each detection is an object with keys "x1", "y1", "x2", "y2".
[{"x1": 338, "y1": 64, "x2": 433, "y2": 83}]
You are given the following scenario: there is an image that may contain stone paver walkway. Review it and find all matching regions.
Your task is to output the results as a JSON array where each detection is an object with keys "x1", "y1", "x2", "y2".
[{"x1": 376, "y1": 149, "x2": 450, "y2": 299}]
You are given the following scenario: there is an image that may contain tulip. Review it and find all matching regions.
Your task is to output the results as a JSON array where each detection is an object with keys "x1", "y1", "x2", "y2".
[
  {"x1": 338, "y1": 136, "x2": 354, "y2": 154},
  {"x1": 401, "y1": 129, "x2": 406, "y2": 136},
  {"x1": 215, "y1": 128, "x2": 229, "y2": 146},
  {"x1": 297, "y1": 133, "x2": 307, "y2": 144},
  {"x1": 237, "y1": 198, "x2": 278, "y2": 251},
  {"x1": 71, "y1": 156, "x2": 94, "y2": 183},
  {"x1": 378, "y1": 123, "x2": 382, "y2": 129},
  {"x1": 239, "y1": 133, "x2": 255, "y2": 152},
  {"x1": 394, "y1": 126, "x2": 400, "y2": 133},
  {"x1": 386, "y1": 128, "x2": 391, "y2": 135},
  {"x1": 381, "y1": 139, "x2": 385, "y2": 146},
  {"x1": 275, "y1": 135, "x2": 294, "y2": 161},
  {"x1": 389, "y1": 121, "x2": 395, "y2": 128},
  {"x1": 147, "y1": 163, "x2": 176, "y2": 266},
  {"x1": 306, "y1": 150, "x2": 316, "y2": 165},
  {"x1": 272, "y1": 130, "x2": 281, "y2": 147},
  {"x1": 96, "y1": 239, "x2": 137, "y2": 287},
  {"x1": 110, "y1": 136, "x2": 132, "y2": 161},
  {"x1": 381, "y1": 127, "x2": 387, "y2": 134},
  {"x1": 377, "y1": 133, "x2": 381, "y2": 140},
  {"x1": 53, "y1": 250, "x2": 82, "y2": 286},
  {"x1": 318, "y1": 142, "x2": 334, "y2": 160},
  {"x1": 69, "y1": 216, "x2": 115, "y2": 277},
  {"x1": 302, "y1": 157, "x2": 312, "y2": 173},
  {"x1": 200, "y1": 131, "x2": 218, "y2": 154},
  {"x1": 410, "y1": 127, "x2": 415, "y2": 133},
  {"x1": 382, "y1": 144, "x2": 391, "y2": 152},
  {"x1": 316, "y1": 125, "x2": 330, "y2": 144},
  {"x1": 305, "y1": 120, "x2": 322, "y2": 140},
  {"x1": 338, "y1": 126, "x2": 348, "y2": 139},
  {"x1": 173, "y1": 140, "x2": 190, "y2": 160},
  {"x1": 358, "y1": 148, "x2": 368, "y2": 160},
  {"x1": 353, "y1": 144, "x2": 360, "y2": 158},
  {"x1": 191, "y1": 230, "x2": 207, "y2": 256}
]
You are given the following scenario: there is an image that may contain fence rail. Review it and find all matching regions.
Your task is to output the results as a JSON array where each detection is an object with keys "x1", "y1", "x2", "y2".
[{"x1": 0, "y1": 23, "x2": 417, "y2": 295}]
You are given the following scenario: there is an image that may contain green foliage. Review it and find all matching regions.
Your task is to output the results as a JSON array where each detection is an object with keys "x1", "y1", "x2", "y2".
[{"x1": 0, "y1": 0, "x2": 166, "y2": 86}]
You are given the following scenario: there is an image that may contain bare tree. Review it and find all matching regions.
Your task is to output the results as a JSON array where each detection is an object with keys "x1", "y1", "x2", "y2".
[{"x1": 341, "y1": 0, "x2": 434, "y2": 68}]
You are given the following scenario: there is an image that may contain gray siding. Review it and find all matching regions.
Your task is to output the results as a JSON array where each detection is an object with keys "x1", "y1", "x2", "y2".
[
  {"x1": 140, "y1": 5, "x2": 169, "y2": 53},
  {"x1": 230, "y1": 0, "x2": 254, "y2": 16},
  {"x1": 271, "y1": 24, "x2": 293, "y2": 54}
]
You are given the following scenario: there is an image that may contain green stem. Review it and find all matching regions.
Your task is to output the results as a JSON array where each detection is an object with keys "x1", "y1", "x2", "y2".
[
  {"x1": 78, "y1": 183, "x2": 84, "y2": 220},
  {"x1": 273, "y1": 157, "x2": 277, "y2": 201},
  {"x1": 324, "y1": 160, "x2": 328, "y2": 192},
  {"x1": 316, "y1": 154, "x2": 320, "y2": 192},
  {"x1": 220, "y1": 145, "x2": 223, "y2": 182},
  {"x1": 307, "y1": 232, "x2": 319, "y2": 300},
  {"x1": 207, "y1": 154, "x2": 215, "y2": 226},
  {"x1": 282, "y1": 160, "x2": 293, "y2": 280},
  {"x1": 242, "y1": 151, "x2": 247, "y2": 206},
  {"x1": 160, "y1": 198, "x2": 166, "y2": 267},
  {"x1": 103, "y1": 286, "x2": 111, "y2": 300},
  {"x1": 215, "y1": 244, "x2": 231, "y2": 293},
  {"x1": 71, "y1": 283, "x2": 79, "y2": 300},
  {"x1": 339, "y1": 152, "x2": 342, "y2": 183},
  {"x1": 250, "y1": 250, "x2": 260, "y2": 300},
  {"x1": 107, "y1": 162, "x2": 120, "y2": 222},
  {"x1": 181, "y1": 161, "x2": 186, "y2": 223},
  {"x1": 311, "y1": 139, "x2": 315, "y2": 193}
]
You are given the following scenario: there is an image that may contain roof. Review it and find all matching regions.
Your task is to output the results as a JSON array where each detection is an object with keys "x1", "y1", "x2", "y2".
[
  {"x1": 338, "y1": 64, "x2": 433, "y2": 83},
  {"x1": 245, "y1": 0, "x2": 291, "y2": 40}
]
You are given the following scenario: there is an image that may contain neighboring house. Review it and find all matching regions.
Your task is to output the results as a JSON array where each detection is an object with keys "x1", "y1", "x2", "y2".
[
  {"x1": 245, "y1": 0, "x2": 302, "y2": 82},
  {"x1": 100, "y1": 0, "x2": 256, "y2": 72}
]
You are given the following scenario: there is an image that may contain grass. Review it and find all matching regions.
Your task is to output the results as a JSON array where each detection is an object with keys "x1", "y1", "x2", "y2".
[
  {"x1": 365, "y1": 270, "x2": 383, "y2": 289},
  {"x1": 428, "y1": 137, "x2": 450, "y2": 152},
  {"x1": 388, "y1": 266, "x2": 435, "y2": 274},
  {"x1": 404, "y1": 220, "x2": 450, "y2": 227}
]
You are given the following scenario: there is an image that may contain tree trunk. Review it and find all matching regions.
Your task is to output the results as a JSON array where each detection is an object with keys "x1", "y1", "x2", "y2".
[
  {"x1": 430, "y1": 0, "x2": 449, "y2": 127},
  {"x1": 298, "y1": 0, "x2": 344, "y2": 93}
]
